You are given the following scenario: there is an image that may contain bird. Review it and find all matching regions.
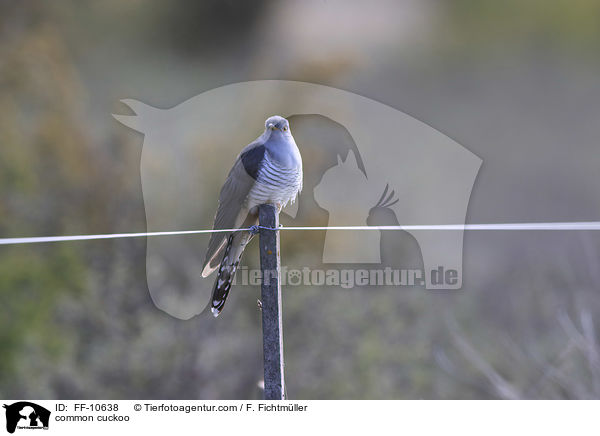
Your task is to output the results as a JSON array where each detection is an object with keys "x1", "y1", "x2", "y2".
[{"x1": 202, "y1": 116, "x2": 303, "y2": 317}]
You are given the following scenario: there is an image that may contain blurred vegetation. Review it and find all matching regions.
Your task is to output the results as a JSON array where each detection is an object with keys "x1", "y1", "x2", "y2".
[
  {"x1": 442, "y1": 0, "x2": 600, "y2": 56},
  {"x1": 1, "y1": 1, "x2": 600, "y2": 399}
]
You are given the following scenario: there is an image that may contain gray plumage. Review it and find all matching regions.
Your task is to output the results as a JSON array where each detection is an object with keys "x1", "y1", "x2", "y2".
[{"x1": 202, "y1": 116, "x2": 303, "y2": 317}]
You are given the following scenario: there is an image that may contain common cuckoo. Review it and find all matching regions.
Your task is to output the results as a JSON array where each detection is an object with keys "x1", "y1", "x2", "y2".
[{"x1": 202, "y1": 116, "x2": 303, "y2": 316}]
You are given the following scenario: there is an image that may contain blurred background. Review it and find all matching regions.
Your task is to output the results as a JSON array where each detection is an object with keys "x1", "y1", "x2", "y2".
[{"x1": 2, "y1": 0, "x2": 600, "y2": 399}]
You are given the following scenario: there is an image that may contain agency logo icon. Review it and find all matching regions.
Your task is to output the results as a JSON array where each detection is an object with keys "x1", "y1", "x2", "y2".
[
  {"x1": 113, "y1": 80, "x2": 481, "y2": 319},
  {"x1": 3, "y1": 402, "x2": 50, "y2": 434}
]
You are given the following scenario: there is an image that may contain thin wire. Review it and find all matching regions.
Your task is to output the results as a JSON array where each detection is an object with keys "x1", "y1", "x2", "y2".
[
  {"x1": 0, "y1": 228, "x2": 243, "y2": 246},
  {"x1": 281, "y1": 222, "x2": 600, "y2": 231},
  {"x1": 1, "y1": 222, "x2": 600, "y2": 246}
]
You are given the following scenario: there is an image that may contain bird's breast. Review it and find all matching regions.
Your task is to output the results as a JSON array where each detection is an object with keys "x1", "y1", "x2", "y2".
[{"x1": 246, "y1": 153, "x2": 302, "y2": 208}]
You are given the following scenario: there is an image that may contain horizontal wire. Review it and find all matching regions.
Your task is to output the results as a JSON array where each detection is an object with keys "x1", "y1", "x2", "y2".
[
  {"x1": 282, "y1": 222, "x2": 600, "y2": 231},
  {"x1": 0, "y1": 228, "x2": 243, "y2": 246},
  {"x1": 1, "y1": 222, "x2": 600, "y2": 246}
]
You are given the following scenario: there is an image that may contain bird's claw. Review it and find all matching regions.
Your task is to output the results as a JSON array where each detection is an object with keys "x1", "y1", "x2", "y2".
[{"x1": 249, "y1": 225, "x2": 260, "y2": 235}]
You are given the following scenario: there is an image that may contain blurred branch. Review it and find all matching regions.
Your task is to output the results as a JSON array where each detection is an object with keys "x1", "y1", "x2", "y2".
[
  {"x1": 558, "y1": 310, "x2": 600, "y2": 369},
  {"x1": 558, "y1": 308, "x2": 600, "y2": 398},
  {"x1": 523, "y1": 340, "x2": 585, "y2": 399},
  {"x1": 433, "y1": 346, "x2": 491, "y2": 397},
  {"x1": 445, "y1": 315, "x2": 520, "y2": 400}
]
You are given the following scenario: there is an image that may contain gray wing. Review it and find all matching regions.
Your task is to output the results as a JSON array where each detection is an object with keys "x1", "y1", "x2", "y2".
[{"x1": 201, "y1": 141, "x2": 265, "y2": 277}]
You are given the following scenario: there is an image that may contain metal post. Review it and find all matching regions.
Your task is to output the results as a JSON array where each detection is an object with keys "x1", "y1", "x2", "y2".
[{"x1": 258, "y1": 204, "x2": 285, "y2": 400}]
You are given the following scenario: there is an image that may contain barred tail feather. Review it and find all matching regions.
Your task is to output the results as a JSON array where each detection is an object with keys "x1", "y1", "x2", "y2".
[{"x1": 210, "y1": 231, "x2": 253, "y2": 317}]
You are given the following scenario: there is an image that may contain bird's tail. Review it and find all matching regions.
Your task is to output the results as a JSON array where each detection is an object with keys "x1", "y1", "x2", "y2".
[{"x1": 210, "y1": 230, "x2": 254, "y2": 317}]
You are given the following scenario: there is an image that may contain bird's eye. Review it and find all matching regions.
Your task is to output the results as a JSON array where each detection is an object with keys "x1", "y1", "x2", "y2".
[{"x1": 283, "y1": 126, "x2": 288, "y2": 131}]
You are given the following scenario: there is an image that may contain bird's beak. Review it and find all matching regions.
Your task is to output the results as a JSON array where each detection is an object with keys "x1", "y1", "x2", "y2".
[{"x1": 269, "y1": 124, "x2": 280, "y2": 131}]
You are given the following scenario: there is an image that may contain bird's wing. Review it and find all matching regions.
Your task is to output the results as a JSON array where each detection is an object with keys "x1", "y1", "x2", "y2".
[{"x1": 202, "y1": 141, "x2": 265, "y2": 277}]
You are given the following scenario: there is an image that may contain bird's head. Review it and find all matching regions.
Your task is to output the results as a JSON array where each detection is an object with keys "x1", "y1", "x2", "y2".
[{"x1": 264, "y1": 115, "x2": 291, "y2": 138}]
